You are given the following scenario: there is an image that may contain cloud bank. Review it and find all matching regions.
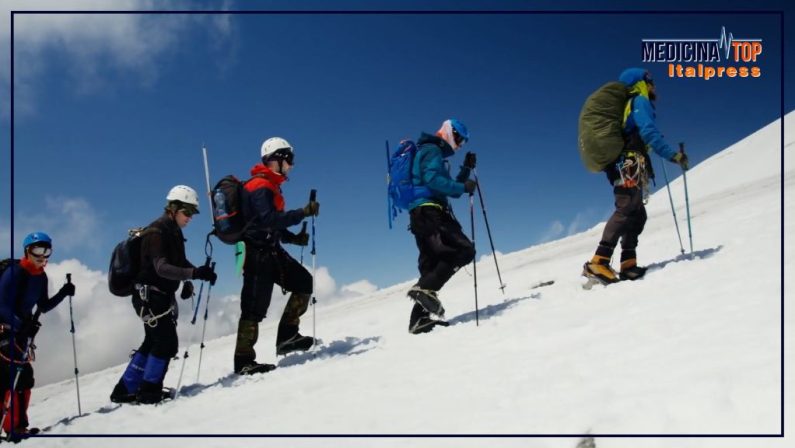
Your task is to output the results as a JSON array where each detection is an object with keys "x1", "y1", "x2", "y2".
[{"x1": 1, "y1": 0, "x2": 235, "y2": 118}]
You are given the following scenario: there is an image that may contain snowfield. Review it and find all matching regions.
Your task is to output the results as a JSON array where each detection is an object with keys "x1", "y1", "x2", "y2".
[{"x1": 22, "y1": 112, "x2": 792, "y2": 448}]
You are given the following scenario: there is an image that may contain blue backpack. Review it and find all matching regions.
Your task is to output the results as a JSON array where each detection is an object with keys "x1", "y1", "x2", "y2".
[{"x1": 386, "y1": 139, "x2": 431, "y2": 228}]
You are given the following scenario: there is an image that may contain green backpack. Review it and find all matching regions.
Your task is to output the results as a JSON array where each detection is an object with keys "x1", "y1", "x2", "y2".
[{"x1": 578, "y1": 82, "x2": 631, "y2": 173}]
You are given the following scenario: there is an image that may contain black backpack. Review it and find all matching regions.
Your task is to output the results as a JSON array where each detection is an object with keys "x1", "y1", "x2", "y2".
[
  {"x1": 211, "y1": 175, "x2": 252, "y2": 245},
  {"x1": 0, "y1": 258, "x2": 29, "y2": 318},
  {"x1": 107, "y1": 227, "x2": 160, "y2": 297},
  {"x1": 0, "y1": 258, "x2": 15, "y2": 278}
]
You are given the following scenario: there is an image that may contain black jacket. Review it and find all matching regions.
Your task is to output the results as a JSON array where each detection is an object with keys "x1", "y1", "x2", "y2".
[{"x1": 136, "y1": 213, "x2": 194, "y2": 294}]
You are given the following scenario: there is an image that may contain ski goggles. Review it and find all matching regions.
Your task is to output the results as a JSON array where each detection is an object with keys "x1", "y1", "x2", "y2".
[
  {"x1": 28, "y1": 245, "x2": 52, "y2": 258},
  {"x1": 272, "y1": 148, "x2": 294, "y2": 165}
]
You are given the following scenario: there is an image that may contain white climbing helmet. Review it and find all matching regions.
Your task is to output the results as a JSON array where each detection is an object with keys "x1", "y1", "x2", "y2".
[
  {"x1": 260, "y1": 137, "x2": 294, "y2": 163},
  {"x1": 166, "y1": 185, "x2": 200, "y2": 210}
]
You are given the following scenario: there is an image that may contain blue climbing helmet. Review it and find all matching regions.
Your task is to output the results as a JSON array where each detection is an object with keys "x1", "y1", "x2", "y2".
[
  {"x1": 23, "y1": 231, "x2": 52, "y2": 250},
  {"x1": 437, "y1": 118, "x2": 470, "y2": 150},
  {"x1": 619, "y1": 68, "x2": 653, "y2": 87}
]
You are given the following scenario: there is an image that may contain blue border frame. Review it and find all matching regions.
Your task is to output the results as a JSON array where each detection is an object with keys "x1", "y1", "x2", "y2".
[{"x1": 7, "y1": 7, "x2": 785, "y2": 441}]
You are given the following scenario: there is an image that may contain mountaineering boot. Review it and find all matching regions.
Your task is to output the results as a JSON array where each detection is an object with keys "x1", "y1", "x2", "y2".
[
  {"x1": 582, "y1": 255, "x2": 619, "y2": 285},
  {"x1": 5, "y1": 427, "x2": 40, "y2": 443},
  {"x1": 407, "y1": 285, "x2": 445, "y2": 317},
  {"x1": 619, "y1": 259, "x2": 648, "y2": 281},
  {"x1": 234, "y1": 357, "x2": 277, "y2": 375},
  {"x1": 110, "y1": 350, "x2": 147, "y2": 403},
  {"x1": 110, "y1": 379, "x2": 137, "y2": 403},
  {"x1": 136, "y1": 355, "x2": 170, "y2": 404},
  {"x1": 136, "y1": 380, "x2": 168, "y2": 405},
  {"x1": 408, "y1": 302, "x2": 449, "y2": 334},
  {"x1": 276, "y1": 334, "x2": 315, "y2": 355},
  {"x1": 276, "y1": 324, "x2": 315, "y2": 355},
  {"x1": 410, "y1": 317, "x2": 446, "y2": 334}
]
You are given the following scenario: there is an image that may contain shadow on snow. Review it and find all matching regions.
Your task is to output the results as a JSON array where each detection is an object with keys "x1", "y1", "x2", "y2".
[
  {"x1": 645, "y1": 245, "x2": 723, "y2": 273},
  {"x1": 277, "y1": 336, "x2": 381, "y2": 368},
  {"x1": 447, "y1": 294, "x2": 541, "y2": 326}
]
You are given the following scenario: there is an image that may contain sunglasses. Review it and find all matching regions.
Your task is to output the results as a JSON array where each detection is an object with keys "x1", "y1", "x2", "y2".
[
  {"x1": 179, "y1": 207, "x2": 197, "y2": 217},
  {"x1": 29, "y1": 246, "x2": 52, "y2": 258}
]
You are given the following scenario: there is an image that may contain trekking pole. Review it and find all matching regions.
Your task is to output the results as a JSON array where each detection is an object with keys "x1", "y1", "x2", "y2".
[
  {"x1": 299, "y1": 222, "x2": 308, "y2": 265},
  {"x1": 174, "y1": 280, "x2": 203, "y2": 400},
  {"x1": 65, "y1": 273, "x2": 82, "y2": 417},
  {"x1": 175, "y1": 236, "x2": 213, "y2": 398},
  {"x1": 196, "y1": 261, "x2": 216, "y2": 383},
  {"x1": 679, "y1": 142, "x2": 694, "y2": 257},
  {"x1": 659, "y1": 156, "x2": 685, "y2": 255},
  {"x1": 309, "y1": 189, "x2": 318, "y2": 348},
  {"x1": 1, "y1": 309, "x2": 40, "y2": 439},
  {"x1": 472, "y1": 169, "x2": 506, "y2": 294},
  {"x1": 469, "y1": 192, "x2": 480, "y2": 326}
]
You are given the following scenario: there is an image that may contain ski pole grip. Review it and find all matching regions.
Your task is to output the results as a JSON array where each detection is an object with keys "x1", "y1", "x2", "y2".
[
  {"x1": 309, "y1": 189, "x2": 317, "y2": 202},
  {"x1": 66, "y1": 273, "x2": 72, "y2": 284},
  {"x1": 679, "y1": 142, "x2": 685, "y2": 153},
  {"x1": 204, "y1": 256, "x2": 211, "y2": 268}
]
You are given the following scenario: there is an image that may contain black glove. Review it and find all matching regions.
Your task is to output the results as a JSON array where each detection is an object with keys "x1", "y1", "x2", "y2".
[
  {"x1": 287, "y1": 231, "x2": 309, "y2": 247},
  {"x1": 18, "y1": 318, "x2": 41, "y2": 339},
  {"x1": 59, "y1": 282, "x2": 76, "y2": 297},
  {"x1": 193, "y1": 265, "x2": 217, "y2": 284},
  {"x1": 303, "y1": 201, "x2": 320, "y2": 217},
  {"x1": 463, "y1": 179, "x2": 477, "y2": 194},
  {"x1": 463, "y1": 151, "x2": 477, "y2": 169},
  {"x1": 180, "y1": 281, "x2": 194, "y2": 300},
  {"x1": 672, "y1": 152, "x2": 689, "y2": 170}
]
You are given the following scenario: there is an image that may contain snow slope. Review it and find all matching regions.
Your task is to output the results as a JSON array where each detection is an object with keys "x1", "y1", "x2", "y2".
[{"x1": 21, "y1": 112, "x2": 791, "y2": 448}]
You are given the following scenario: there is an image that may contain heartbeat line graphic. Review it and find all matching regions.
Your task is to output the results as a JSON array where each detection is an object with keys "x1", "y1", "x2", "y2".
[{"x1": 719, "y1": 26, "x2": 763, "y2": 61}]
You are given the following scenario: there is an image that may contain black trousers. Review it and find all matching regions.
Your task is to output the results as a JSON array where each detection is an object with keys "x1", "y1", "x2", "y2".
[
  {"x1": 132, "y1": 289, "x2": 179, "y2": 360},
  {"x1": 597, "y1": 185, "x2": 648, "y2": 261},
  {"x1": 409, "y1": 206, "x2": 475, "y2": 291},
  {"x1": 240, "y1": 246, "x2": 313, "y2": 323}
]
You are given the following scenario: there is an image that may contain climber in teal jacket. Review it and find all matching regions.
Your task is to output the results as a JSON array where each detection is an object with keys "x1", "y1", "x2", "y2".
[{"x1": 405, "y1": 119, "x2": 477, "y2": 335}]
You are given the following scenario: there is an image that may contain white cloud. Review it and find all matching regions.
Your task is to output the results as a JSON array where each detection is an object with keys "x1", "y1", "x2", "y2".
[
  {"x1": 10, "y1": 196, "x2": 104, "y2": 255},
  {"x1": 29, "y1": 258, "x2": 141, "y2": 386},
  {"x1": 477, "y1": 249, "x2": 504, "y2": 264},
  {"x1": 0, "y1": 0, "x2": 235, "y2": 118},
  {"x1": 566, "y1": 211, "x2": 590, "y2": 236},
  {"x1": 312, "y1": 266, "x2": 338, "y2": 300},
  {"x1": 340, "y1": 279, "x2": 377, "y2": 297},
  {"x1": 537, "y1": 220, "x2": 564, "y2": 243}
]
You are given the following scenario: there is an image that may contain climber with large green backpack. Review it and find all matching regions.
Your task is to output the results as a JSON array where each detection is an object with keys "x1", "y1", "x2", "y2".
[{"x1": 578, "y1": 68, "x2": 689, "y2": 285}]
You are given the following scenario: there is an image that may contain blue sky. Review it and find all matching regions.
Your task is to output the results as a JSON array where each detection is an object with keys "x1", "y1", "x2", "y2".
[{"x1": 2, "y1": 1, "x2": 791, "y2": 298}]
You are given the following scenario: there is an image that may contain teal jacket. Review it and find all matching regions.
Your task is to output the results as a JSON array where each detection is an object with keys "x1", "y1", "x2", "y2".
[{"x1": 409, "y1": 133, "x2": 471, "y2": 210}]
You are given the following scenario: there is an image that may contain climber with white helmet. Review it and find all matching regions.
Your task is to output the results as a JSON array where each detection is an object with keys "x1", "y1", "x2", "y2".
[
  {"x1": 232, "y1": 137, "x2": 319, "y2": 375},
  {"x1": 110, "y1": 185, "x2": 217, "y2": 405}
]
